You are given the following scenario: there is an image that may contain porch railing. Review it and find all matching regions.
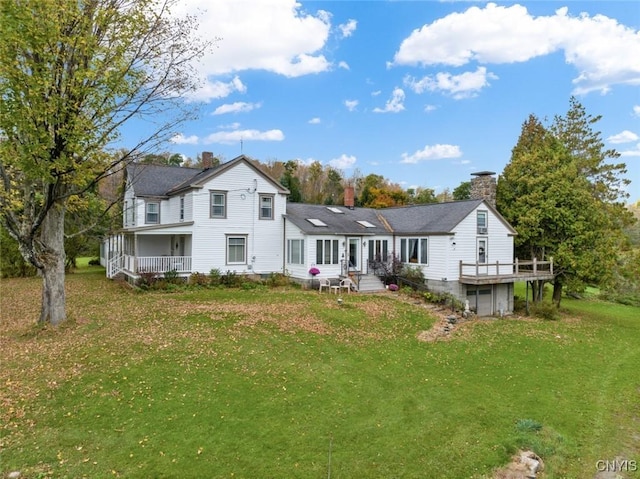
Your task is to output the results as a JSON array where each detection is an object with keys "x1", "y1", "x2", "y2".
[
  {"x1": 135, "y1": 256, "x2": 192, "y2": 274},
  {"x1": 107, "y1": 253, "x2": 124, "y2": 279},
  {"x1": 459, "y1": 258, "x2": 553, "y2": 278}
]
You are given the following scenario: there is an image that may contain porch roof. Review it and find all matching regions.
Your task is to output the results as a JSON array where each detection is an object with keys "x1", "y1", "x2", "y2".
[{"x1": 122, "y1": 221, "x2": 194, "y2": 234}]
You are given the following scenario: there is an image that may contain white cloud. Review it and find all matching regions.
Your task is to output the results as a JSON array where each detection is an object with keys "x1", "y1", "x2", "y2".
[
  {"x1": 405, "y1": 67, "x2": 498, "y2": 99},
  {"x1": 619, "y1": 143, "x2": 640, "y2": 157},
  {"x1": 371, "y1": 90, "x2": 382, "y2": 97},
  {"x1": 400, "y1": 144, "x2": 463, "y2": 164},
  {"x1": 391, "y1": 3, "x2": 640, "y2": 95},
  {"x1": 329, "y1": 154, "x2": 357, "y2": 170},
  {"x1": 607, "y1": 130, "x2": 639, "y2": 144},
  {"x1": 338, "y1": 19, "x2": 357, "y2": 38},
  {"x1": 173, "y1": 0, "x2": 332, "y2": 90},
  {"x1": 218, "y1": 122, "x2": 242, "y2": 130},
  {"x1": 424, "y1": 104, "x2": 437, "y2": 112},
  {"x1": 187, "y1": 76, "x2": 247, "y2": 103},
  {"x1": 212, "y1": 101, "x2": 262, "y2": 115},
  {"x1": 171, "y1": 133, "x2": 199, "y2": 145},
  {"x1": 204, "y1": 129, "x2": 285, "y2": 144},
  {"x1": 338, "y1": 61, "x2": 350, "y2": 70},
  {"x1": 345, "y1": 99, "x2": 359, "y2": 111},
  {"x1": 308, "y1": 117, "x2": 321, "y2": 124},
  {"x1": 634, "y1": 106, "x2": 640, "y2": 117},
  {"x1": 293, "y1": 157, "x2": 318, "y2": 166},
  {"x1": 373, "y1": 88, "x2": 405, "y2": 113}
]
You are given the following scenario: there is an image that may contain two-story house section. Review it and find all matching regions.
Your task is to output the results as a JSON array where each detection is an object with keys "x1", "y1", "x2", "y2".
[{"x1": 104, "y1": 155, "x2": 289, "y2": 281}]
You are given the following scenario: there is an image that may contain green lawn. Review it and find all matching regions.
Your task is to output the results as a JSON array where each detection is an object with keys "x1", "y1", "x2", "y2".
[{"x1": 1, "y1": 269, "x2": 638, "y2": 478}]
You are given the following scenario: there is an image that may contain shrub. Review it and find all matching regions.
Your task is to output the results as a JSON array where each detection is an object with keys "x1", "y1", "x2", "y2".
[
  {"x1": 401, "y1": 264, "x2": 425, "y2": 283},
  {"x1": 88, "y1": 257, "x2": 101, "y2": 266},
  {"x1": 209, "y1": 268, "x2": 222, "y2": 286},
  {"x1": 164, "y1": 269, "x2": 180, "y2": 284},
  {"x1": 221, "y1": 270, "x2": 243, "y2": 287},
  {"x1": 513, "y1": 295, "x2": 527, "y2": 313},
  {"x1": 265, "y1": 272, "x2": 290, "y2": 287},
  {"x1": 189, "y1": 272, "x2": 209, "y2": 287},
  {"x1": 137, "y1": 270, "x2": 160, "y2": 290},
  {"x1": 530, "y1": 301, "x2": 559, "y2": 320}
]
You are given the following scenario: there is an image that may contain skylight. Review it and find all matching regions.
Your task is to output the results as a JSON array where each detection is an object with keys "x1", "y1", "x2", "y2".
[
  {"x1": 306, "y1": 218, "x2": 328, "y2": 227},
  {"x1": 326, "y1": 207, "x2": 343, "y2": 214},
  {"x1": 356, "y1": 220, "x2": 376, "y2": 228}
]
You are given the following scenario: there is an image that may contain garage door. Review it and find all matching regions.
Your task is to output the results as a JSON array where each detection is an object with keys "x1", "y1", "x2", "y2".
[{"x1": 467, "y1": 288, "x2": 492, "y2": 316}]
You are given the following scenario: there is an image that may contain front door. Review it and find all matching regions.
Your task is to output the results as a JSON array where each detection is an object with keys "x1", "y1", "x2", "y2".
[
  {"x1": 477, "y1": 238, "x2": 488, "y2": 274},
  {"x1": 347, "y1": 238, "x2": 360, "y2": 271}
]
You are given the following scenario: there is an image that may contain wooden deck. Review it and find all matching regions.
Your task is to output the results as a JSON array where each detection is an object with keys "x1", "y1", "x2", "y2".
[{"x1": 459, "y1": 258, "x2": 554, "y2": 285}]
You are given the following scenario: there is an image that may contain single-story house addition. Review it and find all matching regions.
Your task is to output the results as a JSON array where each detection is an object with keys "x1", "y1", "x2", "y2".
[{"x1": 102, "y1": 155, "x2": 553, "y2": 316}]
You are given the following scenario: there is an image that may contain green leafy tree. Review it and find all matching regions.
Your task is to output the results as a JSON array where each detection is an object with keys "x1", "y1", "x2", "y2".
[
  {"x1": 0, "y1": 0, "x2": 210, "y2": 325},
  {"x1": 497, "y1": 102, "x2": 633, "y2": 307},
  {"x1": 452, "y1": 181, "x2": 471, "y2": 200},
  {"x1": 323, "y1": 168, "x2": 344, "y2": 205},
  {"x1": 280, "y1": 160, "x2": 302, "y2": 203},
  {"x1": 410, "y1": 187, "x2": 438, "y2": 204}
]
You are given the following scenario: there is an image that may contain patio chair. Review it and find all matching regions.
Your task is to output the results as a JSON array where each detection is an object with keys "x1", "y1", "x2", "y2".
[
  {"x1": 318, "y1": 277, "x2": 331, "y2": 293},
  {"x1": 339, "y1": 278, "x2": 356, "y2": 294}
]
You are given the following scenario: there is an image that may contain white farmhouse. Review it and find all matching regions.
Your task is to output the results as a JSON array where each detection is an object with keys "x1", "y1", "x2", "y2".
[{"x1": 102, "y1": 155, "x2": 553, "y2": 316}]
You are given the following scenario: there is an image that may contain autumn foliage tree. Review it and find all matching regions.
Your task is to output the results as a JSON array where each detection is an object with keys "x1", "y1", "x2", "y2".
[{"x1": 0, "y1": 0, "x2": 209, "y2": 325}]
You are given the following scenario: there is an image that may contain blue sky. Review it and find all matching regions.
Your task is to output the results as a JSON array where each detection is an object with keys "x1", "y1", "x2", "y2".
[{"x1": 122, "y1": 1, "x2": 640, "y2": 201}]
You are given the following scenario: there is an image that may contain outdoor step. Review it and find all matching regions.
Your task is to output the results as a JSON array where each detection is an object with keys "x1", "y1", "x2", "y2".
[{"x1": 356, "y1": 275, "x2": 386, "y2": 293}]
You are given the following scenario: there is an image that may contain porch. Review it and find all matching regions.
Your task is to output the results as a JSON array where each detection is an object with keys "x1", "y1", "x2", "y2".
[
  {"x1": 459, "y1": 258, "x2": 554, "y2": 285},
  {"x1": 103, "y1": 230, "x2": 193, "y2": 279},
  {"x1": 107, "y1": 254, "x2": 192, "y2": 279}
]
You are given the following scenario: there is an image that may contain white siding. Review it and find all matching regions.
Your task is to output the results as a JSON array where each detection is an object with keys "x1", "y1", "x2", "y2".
[
  {"x1": 449, "y1": 205, "x2": 514, "y2": 279},
  {"x1": 391, "y1": 235, "x2": 449, "y2": 281},
  {"x1": 190, "y1": 162, "x2": 286, "y2": 275},
  {"x1": 283, "y1": 222, "x2": 311, "y2": 279}
]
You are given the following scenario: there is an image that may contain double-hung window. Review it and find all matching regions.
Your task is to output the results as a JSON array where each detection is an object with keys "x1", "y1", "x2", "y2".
[
  {"x1": 400, "y1": 238, "x2": 428, "y2": 264},
  {"x1": 124, "y1": 200, "x2": 135, "y2": 226},
  {"x1": 259, "y1": 195, "x2": 274, "y2": 220},
  {"x1": 227, "y1": 236, "x2": 246, "y2": 264},
  {"x1": 477, "y1": 211, "x2": 488, "y2": 234},
  {"x1": 316, "y1": 239, "x2": 339, "y2": 265},
  {"x1": 210, "y1": 191, "x2": 226, "y2": 218},
  {"x1": 145, "y1": 201, "x2": 159, "y2": 224},
  {"x1": 287, "y1": 239, "x2": 305, "y2": 264}
]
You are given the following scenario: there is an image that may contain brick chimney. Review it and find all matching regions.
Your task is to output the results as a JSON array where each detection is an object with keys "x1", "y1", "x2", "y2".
[
  {"x1": 344, "y1": 186, "x2": 355, "y2": 209},
  {"x1": 470, "y1": 171, "x2": 496, "y2": 208},
  {"x1": 202, "y1": 151, "x2": 214, "y2": 169}
]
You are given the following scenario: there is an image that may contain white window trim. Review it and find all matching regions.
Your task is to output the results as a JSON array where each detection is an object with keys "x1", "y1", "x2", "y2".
[
  {"x1": 145, "y1": 201, "x2": 160, "y2": 224},
  {"x1": 210, "y1": 191, "x2": 227, "y2": 219},
  {"x1": 316, "y1": 239, "x2": 340, "y2": 265},
  {"x1": 287, "y1": 239, "x2": 305, "y2": 264},
  {"x1": 400, "y1": 237, "x2": 428, "y2": 265},
  {"x1": 259, "y1": 194, "x2": 274, "y2": 220},
  {"x1": 226, "y1": 235, "x2": 247, "y2": 265}
]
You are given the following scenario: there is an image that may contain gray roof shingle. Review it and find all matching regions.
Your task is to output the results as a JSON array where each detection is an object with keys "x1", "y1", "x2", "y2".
[
  {"x1": 382, "y1": 200, "x2": 484, "y2": 234},
  {"x1": 285, "y1": 204, "x2": 389, "y2": 235},
  {"x1": 126, "y1": 163, "x2": 204, "y2": 198},
  {"x1": 285, "y1": 200, "x2": 494, "y2": 235}
]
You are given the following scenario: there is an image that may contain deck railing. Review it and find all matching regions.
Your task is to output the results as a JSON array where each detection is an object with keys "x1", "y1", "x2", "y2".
[
  {"x1": 132, "y1": 255, "x2": 192, "y2": 274},
  {"x1": 459, "y1": 257, "x2": 553, "y2": 278}
]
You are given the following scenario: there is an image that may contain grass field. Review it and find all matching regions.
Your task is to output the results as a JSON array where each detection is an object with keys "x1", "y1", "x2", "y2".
[{"x1": 1, "y1": 266, "x2": 638, "y2": 478}]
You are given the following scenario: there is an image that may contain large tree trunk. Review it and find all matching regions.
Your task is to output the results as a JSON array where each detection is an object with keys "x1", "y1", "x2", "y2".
[
  {"x1": 37, "y1": 204, "x2": 67, "y2": 325},
  {"x1": 552, "y1": 279, "x2": 563, "y2": 308}
]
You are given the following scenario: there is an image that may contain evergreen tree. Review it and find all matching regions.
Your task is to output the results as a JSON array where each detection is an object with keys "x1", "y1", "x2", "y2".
[{"x1": 497, "y1": 102, "x2": 634, "y2": 306}]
